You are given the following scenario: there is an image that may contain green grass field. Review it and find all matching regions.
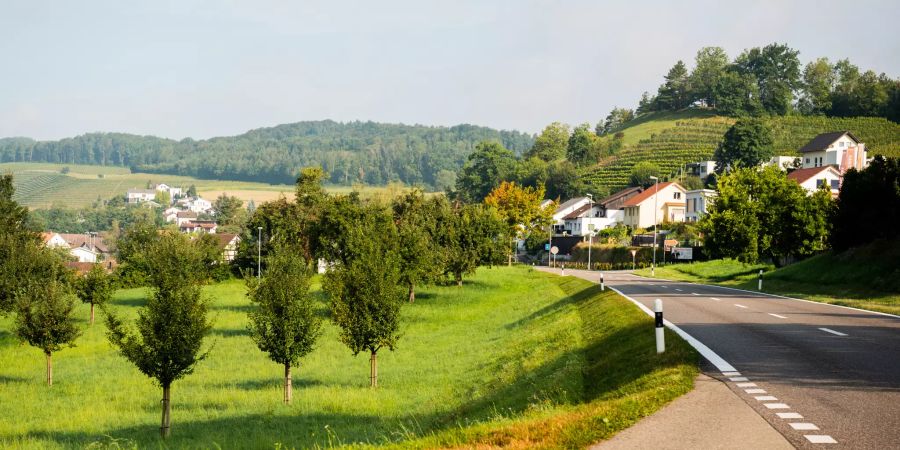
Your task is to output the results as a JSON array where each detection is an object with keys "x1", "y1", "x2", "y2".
[
  {"x1": 0, "y1": 267, "x2": 697, "y2": 449},
  {"x1": 636, "y1": 239, "x2": 900, "y2": 315},
  {"x1": 0, "y1": 163, "x2": 415, "y2": 209}
]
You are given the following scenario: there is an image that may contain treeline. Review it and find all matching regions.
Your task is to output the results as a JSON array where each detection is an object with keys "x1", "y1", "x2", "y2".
[
  {"x1": 0, "y1": 121, "x2": 534, "y2": 188},
  {"x1": 635, "y1": 43, "x2": 900, "y2": 121}
]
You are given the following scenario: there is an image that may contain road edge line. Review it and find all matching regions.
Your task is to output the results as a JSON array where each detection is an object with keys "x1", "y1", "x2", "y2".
[{"x1": 607, "y1": 285, "x2": 737, "y2": 373}]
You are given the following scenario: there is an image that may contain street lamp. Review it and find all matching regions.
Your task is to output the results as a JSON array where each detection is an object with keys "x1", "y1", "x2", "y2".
[
  {"x1": 257, "y1": 226, "x2": 263, "y2": 279},
  {"x1": 650, "y1": 176, "x2": 659, "y2": 277},
  {"x1": 586, "y1": 193, "x2": 593, "y2": 271}
]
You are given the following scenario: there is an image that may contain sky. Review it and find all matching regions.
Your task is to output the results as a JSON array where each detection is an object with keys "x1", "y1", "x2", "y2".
[{"x1": 1, "y1": 0, "x2": 898, "y2": 140}]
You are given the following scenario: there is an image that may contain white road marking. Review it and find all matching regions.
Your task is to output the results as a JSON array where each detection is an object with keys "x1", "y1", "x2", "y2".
[
  {"x1": 790, "y1": 423, "x2": 820, "y2": 431},
  {"x1": 710, "y1": 297, "x2": 721, "y2": 301},
  {"x1": 764, "y1": 403, "x2": 790, "y2": 409},
  {"x1": 777, "y1": 412, "x2": 803, "y2": 419},
  {"x1": 735, "y1": 304, "x2": 749, "y2": 309},
  {"x1": 755, "y1": 395, "x2": 778, "y2": 401},
  {"x1": 729, "y1": 376, "x2": 749, "y2": 382},
  {"x1": 745, "y1": 389, "x2": 766, "y2": 394},
  {"x1": 659, "y1": 285, "x2": 666, "y2": 288},
  {"x1": 804, "y1": 435, "x2": 837, "y2": 444},
  {"x1": 819, "y1": 328, "x2": 848, "y2": 337},
  {"x1": 722, "y1": 371, "x2": 741, "y2": 377},
  {"x1": 768, "y1": 313, "x2": 788, "y2": 319},
  {"x1": 691, "y1": 292, "x2": 700, "y2": 296},
  {"x1": 736, "y1": 382, "x2": 757, "y2": 388},
  {"x1": 675, "y1": 288, "x2": 683, "y2": 292}
]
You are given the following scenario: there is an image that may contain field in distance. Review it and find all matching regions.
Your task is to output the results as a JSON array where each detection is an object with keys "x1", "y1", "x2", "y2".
[{"x1": 0, "y1": 162, "x2": 416, "y2": 209}]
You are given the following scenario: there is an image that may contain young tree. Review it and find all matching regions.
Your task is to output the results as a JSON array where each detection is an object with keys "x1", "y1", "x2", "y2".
[
  {"x1": 526, "y1": 122, "x2": 570, "y2": 162},
  {"x1": 0, "y1": 173, "x2": 42, "y2": 315},
  {"x1": 14, "y1": 258, "x2": 81, "y2": 386},
  {"x1": 483, "y1": 181, "x2": 553, "y2": 265},
  {"x1": 324, "y1": 217, "x2": 404, "y2": 388},
  {"x1": 437, "y1": 203, "x2": 507, "y2": 286},
  {"x1": 714, "y1": 119, "x2": 774, "y2": 171},
  {"x1": 74, "y1": 264, "x2": 113, "y2": 325},
  {"x1": 246, "y1": 245, "x2": 321, "y2": 403},
  {"x1": 186, "y1": 184, "x2": 198, "y2": 198},
  {"x1": 105, "y1": 233, "x2": 213, "y2": 438},
  {"x1": 392, "y1": 190, "x2": 443, "y2": 302}
]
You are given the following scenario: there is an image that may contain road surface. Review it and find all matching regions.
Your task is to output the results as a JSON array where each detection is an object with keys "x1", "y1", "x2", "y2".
[{"x1": 538, "y1": 267, "x2": 900, "y2": 450}]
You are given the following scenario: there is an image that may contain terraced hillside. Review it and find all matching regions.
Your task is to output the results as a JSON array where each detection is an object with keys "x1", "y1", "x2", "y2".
[{"x1": 584, "y1": 112, "x2": 900, "y2": 192}]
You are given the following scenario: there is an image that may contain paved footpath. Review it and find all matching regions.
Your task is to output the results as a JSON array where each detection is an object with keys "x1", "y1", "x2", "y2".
[{"x1": 537, "y1": 267, "x2": 900, "y2": 450}]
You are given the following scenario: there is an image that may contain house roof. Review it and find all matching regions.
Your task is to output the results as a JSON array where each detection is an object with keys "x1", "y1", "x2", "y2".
[
  {"x1": 58, "y1": 233, "x2": 110, "y2": 253},
  {"x1": 41, "y1": 232, "x2": 60, "y2": 243},
  {"x1": 599, "y1": 186, "x2": 643, "y2": 208},
  {"x1": 798, "y1": 131, "x2": 860, "y2": 153},
  {"x1": 554, "y1": 197, "x2": 589, "y2": 214},
  {"x1": 176, "y1": 211, "x2": 197, "y2": 218},
  {"x1": 180, "y1": 221, "x2": 217, "y2": 229},
  {"x1": 622, "y1": 182, "x2": 683, "y2": 207},
  {"x1": 214, "y1": 233, "x2": 240, "y2": 249},
  {"x1": 787, "y1": 166, "x2": 841, "y2": 184},
  {"x1": 127, "y1": 188, "x2": 156, "y2": 195},
  {"x1": 562, "y1": 203, "x2": 593, "y2": 220}
]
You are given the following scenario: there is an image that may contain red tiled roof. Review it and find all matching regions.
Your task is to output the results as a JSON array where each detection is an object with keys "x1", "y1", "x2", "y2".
[
  {"x1": 787, "y1": 166, "x2": 840, "y2": 184},
  {"x1": 621, "y1": 182, "x2": 683, "y2": 207}
]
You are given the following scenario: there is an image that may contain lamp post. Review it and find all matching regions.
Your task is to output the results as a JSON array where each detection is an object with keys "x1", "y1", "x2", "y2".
[
  {"x1": 650, "y1": 176, "x2": 659, "y2": 277},
  {"x1": 586, "y1": 193, "x2": 593, "y2": 271},
  {"x1": 257, "y1": 226, "x2": 263, "y2": 279}
]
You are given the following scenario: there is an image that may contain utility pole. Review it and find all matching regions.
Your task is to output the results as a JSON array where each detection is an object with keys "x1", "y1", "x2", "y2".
[
  {"x1": 586, "y1": 193, "x2": 593, "y2": 271},
  {"x1": 257, "y1": 226, "x2": 263, "y2": 279},
  {"x1": 650, "y1": 176, "x2": 659, "y2": 277}
]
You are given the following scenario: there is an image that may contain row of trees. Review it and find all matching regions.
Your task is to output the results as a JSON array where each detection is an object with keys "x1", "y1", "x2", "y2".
[{"x1": 639, "y1": 43, "x2": 900, "y2": 120}]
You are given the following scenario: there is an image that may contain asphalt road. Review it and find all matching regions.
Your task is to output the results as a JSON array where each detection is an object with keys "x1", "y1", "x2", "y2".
[{"x1": 538, "y1": 267, "x2": 900, "y2": 450}]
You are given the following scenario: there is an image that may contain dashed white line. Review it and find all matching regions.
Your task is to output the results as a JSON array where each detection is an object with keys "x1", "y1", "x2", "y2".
[
  {"x1": 745, "y1": 389, "x2": 766, "y2": 394},
  {"x1": 755, "y1": 395, "x2": 778, "y2": 401},
  {"x1": 777, "y1": 412, "x2": 803, "y2": 419},
  {"x1": 768, "y1": 313, "x2": 788, "y2": 319},
  {"x1": 691, "y1": 292, "x2": 700, "y2": 296},
  {"x1": 805, "y1": 435, "x2": 837, "y2": 444},
  {"x1": 734, "y1": 304, "x2": 749, "y2": 309},
  {"x1": 736, "y1": 382, "x2": 757, "y2": 388},
  {"x1": 722, "y1": 371, "x2": 741, "y2": 377},
  {"x1": 819, "y1": 327, "x2": 848, "y2": 337},
  {"x1": 729, "y1": 376, "x2": 749, "y2": 382},
  {"x1": 790, "y1": 423, "x2": 820, "y2": 431},
  {"x1": 675, "y1": 288, "x2": 683, "y2": 292},
  {"x1": 764, "y1": 403, "x2": 790, "y2": 409},
  {"x1": 710, "y1": 297, "x2": 722, "y2": 301}
]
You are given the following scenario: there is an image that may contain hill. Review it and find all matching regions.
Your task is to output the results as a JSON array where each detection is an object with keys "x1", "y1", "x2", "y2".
[
  {"x1": 0, "y1": 121, "x2": 534, "y2": 188},
  {"x1": 583, "y1": 111, "x2": 900, "y2": 192}
]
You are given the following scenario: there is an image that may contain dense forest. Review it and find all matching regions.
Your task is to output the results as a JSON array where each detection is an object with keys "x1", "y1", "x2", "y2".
[{"x1": 0, "y1": 121, "x2": 533, "y2": 188}]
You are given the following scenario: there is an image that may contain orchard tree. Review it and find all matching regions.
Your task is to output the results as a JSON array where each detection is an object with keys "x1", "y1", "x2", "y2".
[
  {"x1": 74, "y1": 264, "x2": 113, "y2": 325},
  {"x1": 324, "y1": 216, "x2": 404, "y2": 388},
  {"x1": 437, "y1": 203, "x2": 507, "y2": 286},
  {"x1": 247, "y1": 245, "x2": 321, "y2": 403},
  {"x1": 392, "y1": 190, "x2": 443, "y2": 302},
  {"x1": 105, "y1": 233, "x2": 213, "y2": 438},
  {"x1": 484, "y1": 181, "x2": 553, "y2": 265},
  {"x1": 714, "y1": 119, "x2": 774, "y2": 171}
]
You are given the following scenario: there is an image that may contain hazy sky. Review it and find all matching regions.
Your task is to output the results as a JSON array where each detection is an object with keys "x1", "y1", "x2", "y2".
[{"x1": 2, "y1": 0, "x2": 898, "y2": 140}]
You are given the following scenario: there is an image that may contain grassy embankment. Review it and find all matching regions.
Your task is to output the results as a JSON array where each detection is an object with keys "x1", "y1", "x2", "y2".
[
  {"x1": 635, "y1": 238, "x2": 900, "y2": 315},
  {"x1": 0, "y1": 162, "x2": 414, "y2": 209},
  {"x1": 0, "y1": 266, "x2": 697, "y2": 449}
]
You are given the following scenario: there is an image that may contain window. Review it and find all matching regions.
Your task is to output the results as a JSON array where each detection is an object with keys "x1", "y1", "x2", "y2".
[
  {"x1": 816, "y1": 179, "x2": 825, "y2": 188},
  {"x1": 674, "y1": 192, "x2": 681, "y2": 200},
  {"x1": 830, "y1": 180, "x2": 840, "y2": 190},
  {"x1": 840, "y1": 141, "x2": 845, "y2": 147},
  {"x1": 805, "y1": 158, "x2": 810, "y2": 163}
]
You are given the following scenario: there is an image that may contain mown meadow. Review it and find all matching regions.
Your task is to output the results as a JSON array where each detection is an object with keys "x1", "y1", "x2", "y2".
[{"x1": 0, "y1": 267, "x2": 697, "y2": 449}]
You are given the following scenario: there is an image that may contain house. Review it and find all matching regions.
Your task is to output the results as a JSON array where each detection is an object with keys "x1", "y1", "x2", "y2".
[
  {"x1": 551, "y1": 197, "x2": 592, "y2": 235},
  {"x1": 175, "y1": 211, "x2": 198, "y2": 226},
  {"x1": 787, "y1": 166, "x2": 842, "y2": 197},
  {"x1": 179, "y1": 220, "x2": 218, "y2": 234},
  {"x1": 58, "y1": 233, "x2": 110, "y2": 258},
  {"x1": 70, "y1": 245, "x2": 98, "y2": 263},
  {"x1": 561, "y1": 203, "x2": 618, "y2": 236},
  {"x1": 41, "y1": 232, "x2": 69, "y2": 248},
  {"x1": 189, "y1": 197, "x2": 213, "y2": 214},
  {"x1": 686, "y1": 161, "x2": 716, "y2": 180},
  {"x1": 163, "y1": 207, "x2": 181, "y2": 223},
  {"x1": 126, "y1": 188, "x2": 157, "y2": 204},
  {"x1": 154, "y1": 183, "x2": 183, "y2": 200},
  {"x1": 42, "y1": 232, "x2": 111, "y2": 263},
  {"x1": 766, "y1": 156, "x2": 800, "y2": 171},
  {"x1": 799, "y1": 131, "x2": 867, "y2": 172},
  {"x1": 622, "y1": 182, "x2": 686, "y2": 229},
  {"x1": 215, "y1": 233, "x2": 241, "y2": 262},
  {"x1": 599, "y1": 186, "x2": 643, "y2": 210},
  {"x1": 685, "y1": 189, "x2": 716, "y2": 222}
]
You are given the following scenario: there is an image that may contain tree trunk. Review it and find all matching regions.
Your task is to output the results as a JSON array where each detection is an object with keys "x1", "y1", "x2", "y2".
[
  {"x1": 369, "y1": 351, "x2": 378, "y2": 388},
  {"x1": 46, "y1": 352, "x2": 52, "y2": 386},
  {"x1": 408, "y1": 283, "x2": 415, "y2": 303},
  {"x1": 284, "y1": 363, "x2": 293, "y2": 404},
  {"x1": 90, "y1": 303, "x2": 95, "y2": 326},
  {"x1": 455, "y1": 272, "x2": 463, "y2": 287},
  {"x1": 160, "y1": 385, "x2": 171, "y2": 438}
]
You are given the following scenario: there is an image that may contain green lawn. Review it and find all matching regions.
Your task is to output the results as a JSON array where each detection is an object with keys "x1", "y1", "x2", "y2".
[
  {"x1": 636, "y1": 239, "x2": 900, "y2": 315},
  {"x1": 0, "y1": 267, "x2": 697, "y2": 449}
]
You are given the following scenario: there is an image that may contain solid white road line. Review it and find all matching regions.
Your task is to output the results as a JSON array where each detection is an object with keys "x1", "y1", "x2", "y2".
[
  {"x1": 764, "y1": 403, "x2": 790, "y2": 409},
  {"x1": 777, "y1": 412, "x2": 803, "y2": 419},
  {"x1": 755, "y1": 396, "x2": 778, "y2": 401},
  {"x1": 819, "y1": 327, "x2": 848, "y2": 337},
  {"x1": 745, "y1": 389, "x2": 766, "y2": 394},
  {"x1": 607, "y1": 286, "x2": 737, "y2": 372},
  {"x1": 804, "y1": 435, "x2": 837, "y2": 444},
  {"x1": 710, "y1": 297, "x2": 721, "y2": 301},
  {"x1": 768, "y1": 313, "x2": 788, "y2": 319},
  {"x1": 789, "y1": 423, "x2": 820, "y2": 431},
  {"x1": 729, "y1": 376, "x2": 749, "y2": 382},
  {"x1": 735, "y1": 304, "x2": 749, "y2": 309},
  {"x1": 736, "y1": 382, "x2": 757, "y2": 388}
]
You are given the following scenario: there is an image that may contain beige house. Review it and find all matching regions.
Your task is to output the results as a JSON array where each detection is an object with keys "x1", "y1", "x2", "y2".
[
  {"x1": 622, "y1": 182, "x2": 686, "y2": 229},
  {"x1": 799, "y1": 131, "x2": 867, "y2": 172}
]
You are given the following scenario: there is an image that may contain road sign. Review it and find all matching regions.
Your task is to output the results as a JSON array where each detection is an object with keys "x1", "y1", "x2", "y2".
[
  {"x1": 545, "y1": 243, "x2": 551, "y2": 251},
  {"x1": 550, "y1": 246, "x2": 559, "y2": 255},
  {"x1": 630, "y1": 249, "x2": 637, "y2": 257},
  {"x1": 673, "y1": 247, "x2": 693, "y2": 260}
]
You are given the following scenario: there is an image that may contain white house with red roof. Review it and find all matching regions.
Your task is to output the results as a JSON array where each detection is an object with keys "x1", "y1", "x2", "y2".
[
  {"x1": 622, "y1": 182, "x2": 686, "y2": 229},
  {"x1": 787, "y1": 166, "x2": 842, "y2": 197}
]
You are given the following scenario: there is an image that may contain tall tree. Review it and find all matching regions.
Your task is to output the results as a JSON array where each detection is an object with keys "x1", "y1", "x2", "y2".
[
  {"x1": 212, "y1": 194, "x2": 247, "y2": 233},
  {"x1": 454, "y1": 141, "x2": 517, "y2": 202},
  {"x1": 711, "y1": 69, "x2": 763, "y2": 116},
  {"x1": 714, "y1": 119, "x2": 774, "y2": 171},
  {"x1": 484, "y1": 181, "x2": 553, "y2": 265},
  {"x1": 246, "y1": 245, "x2": 321, "y2": 403},
  {"x1": 655, "y1": 60, "x2": 692, "y2": 110},
  {"x1": 831, "y1": 156, "x2": 900, "y2": 251},
  {"x1": 324, "y1": 214, "x2": 404, "y2": 388},
  {"x1": 734, "y1": 43, "x2": 801, "y2": 115},
  {"x1": 392, "y1": 191, "x2": 443, "y2": 302},
  {"x1": 74, "y1": 264, "x2": 113, "y2": 325},
  {"x1": 526, "y1": 122, "x2": 570, "y2": 162},
  {"x1": 0, "y1": 173, "x2": 41, "y2": 315},
  {"x1": 690, "y1": 47, "x2": 729, "y2": 107},
  {"x1": 545, "y1": 161, "x2": 586, "y2": 200},
  {"x1": 566, "y1": 123, "x2": 600, "y2": 164},
  {"x1": 105, "y1": 233, "x2": 213, "y2": 438},
  {"x1": 798, "y1": 58, "x2": 835, "y2": 115},
  {"x1": 437, "y1": 203, "x2": 507, "y2": 286},
  {"x1": 595, "y1": 108, "x2": 635, "y2": 135}
]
